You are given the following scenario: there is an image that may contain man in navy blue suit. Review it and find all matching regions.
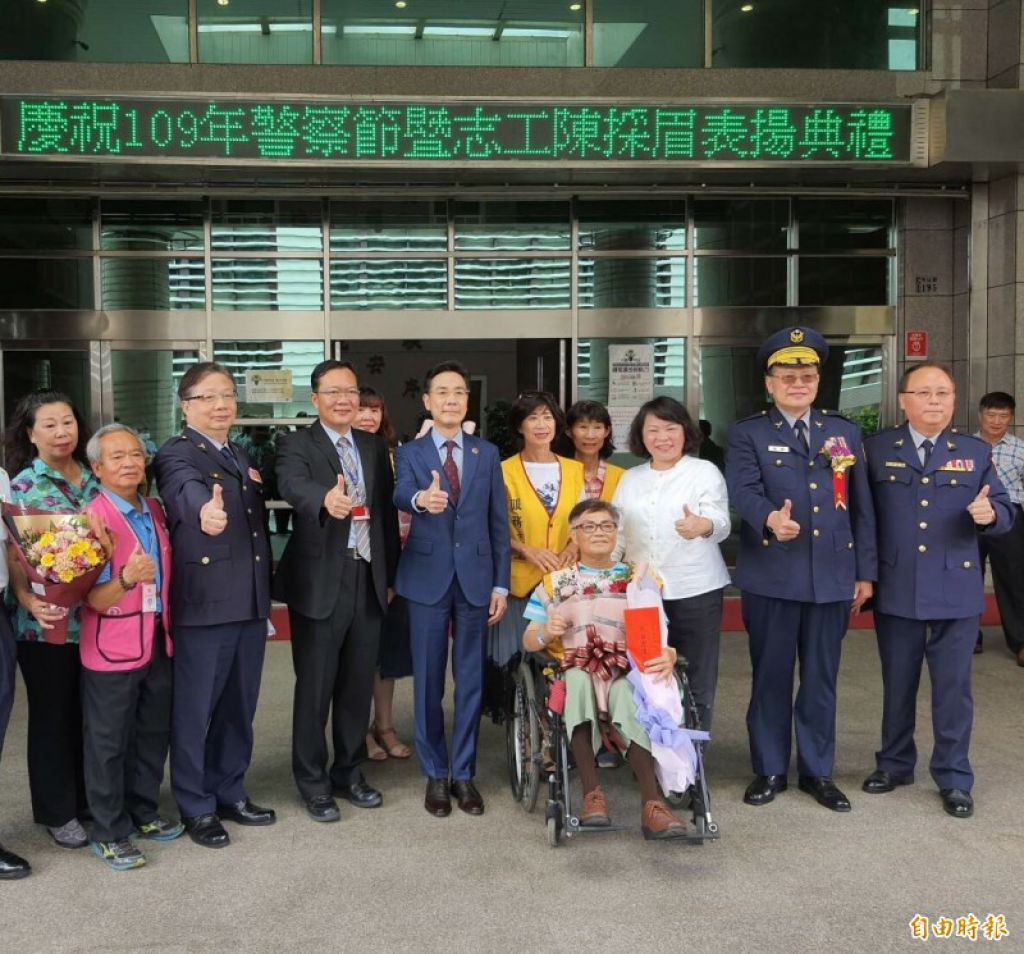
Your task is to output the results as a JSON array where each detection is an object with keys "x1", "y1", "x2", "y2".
[
  {"x1": 727, "y1": 327, "x2": 876, "y2": 813},
  {"x1": 154, "y1": 361, "x2": 275, "y2": 849},
  {"x1": 862, "y1": 361, "x2": 1013, "y2": 819},
  {"x1": 394, "y1": 361, "x2": 510, "y2": 817}
]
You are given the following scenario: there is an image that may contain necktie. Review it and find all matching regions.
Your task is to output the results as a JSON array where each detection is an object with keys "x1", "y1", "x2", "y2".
[
  {"x1": 219, "y1": 444, "x2": 239, "y2": 474},
  {"x1": 443, "y1": 440, "x2": 461, "y2": 504},
  {"x1": 337, "y1": 436, "x2": 371, "y2": 561},
  {"x1": 793, "y1": 419, "x2": 810, "y2": 453},
  {"x1": 920, "y1": 439, "x2": 934, "y2": 468}
]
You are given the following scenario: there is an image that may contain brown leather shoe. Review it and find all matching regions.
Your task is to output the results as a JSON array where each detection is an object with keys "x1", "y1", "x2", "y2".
[
  {"x1": 451, "y1": 780, "x2": 484, "y2": 816},
  {"x1": 424, "y1": 778, "x2": 451, "y2": 817},
  {"x1": 580, "y1": 786, "x2": 611, "y2": 826},
  {"x1": 641, "y1": 800, "x2": 688, "y2": 841}
]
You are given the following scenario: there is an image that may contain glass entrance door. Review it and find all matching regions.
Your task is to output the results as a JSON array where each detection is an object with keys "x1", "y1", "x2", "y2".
[{"x1": 1, "y1": 343, "x2": 100, "y2": 440}]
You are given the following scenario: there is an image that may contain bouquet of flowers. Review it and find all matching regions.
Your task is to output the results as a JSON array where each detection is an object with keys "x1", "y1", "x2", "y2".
[{"x1": 2, "y1": 503, "x2": 108, "y2": 644}]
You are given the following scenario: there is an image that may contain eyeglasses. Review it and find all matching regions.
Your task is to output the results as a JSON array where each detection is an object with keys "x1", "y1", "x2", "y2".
[
  {"x1": 317, "y1": 388, "x2": 360, "y2": 401},
  {"x1": 901, "y1": 389, "x2": 955, "y2": 401},
  {"x1": 430, "y1": 388, "x2": 470, "y2": 400},
  {"x1": 571, "y1": 521, "x2": 617, "y2": 534},
  {"x1": 183, "y1": 391, "x2": 237, "y2": 406},
  {"x1": 771, "y1": 371, "x2": 820, "y2": 387}
]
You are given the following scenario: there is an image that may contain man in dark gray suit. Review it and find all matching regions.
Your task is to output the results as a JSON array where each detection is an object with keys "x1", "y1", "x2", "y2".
[{"x1": 274, "y1": 360, "x2": 399, "y2": 823}]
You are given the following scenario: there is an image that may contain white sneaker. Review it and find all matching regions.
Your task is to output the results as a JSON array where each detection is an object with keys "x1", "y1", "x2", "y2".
[{"x1": 47, "y1": 818, "x2": 88, "y2": 849}]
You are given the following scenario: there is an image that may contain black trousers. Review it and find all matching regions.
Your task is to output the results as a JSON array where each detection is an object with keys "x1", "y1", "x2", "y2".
[
  {"x1": 16, "y1": 640, "x2": 87, "y2": 827},
  {"x1": 979, "y1": 505, "x2": 1024, "y2": 655},
  {"x1": 663, "y1": 588, "x2": 724, "y2": 733},
  {"x1": 81, "y1": 625, "x2": 173, "y2": 842},
  {"x1": 0, "y1": 607, "x2": 15, "y2": 767},
  {"x1": 290, "y1": 556, "x2": 383, "y2": 800}
]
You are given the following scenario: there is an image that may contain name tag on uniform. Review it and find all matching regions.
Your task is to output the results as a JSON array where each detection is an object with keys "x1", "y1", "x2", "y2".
[
  {"x1": 768, "y1": 445, "x2": 790, "y2": 453},
  {"x1": 350, "y1": 505, "x2": 370, "y2": 522},
  {"x1": 142, "y1": 584, "x2": 158, "y2": 614},
  {"x1": 885, "y1": 461, "x2": 907, "y2": 468}
]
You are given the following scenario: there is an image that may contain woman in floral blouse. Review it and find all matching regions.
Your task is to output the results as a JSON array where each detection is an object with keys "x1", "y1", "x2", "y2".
[{"x1": 4, "y1": 389, "x2": 100, "y2": 850}]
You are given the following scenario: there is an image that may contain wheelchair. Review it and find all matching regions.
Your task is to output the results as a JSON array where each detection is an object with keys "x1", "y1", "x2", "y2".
[{"x1": 505, "y1": 654, "x2": 720, "y2": 847}]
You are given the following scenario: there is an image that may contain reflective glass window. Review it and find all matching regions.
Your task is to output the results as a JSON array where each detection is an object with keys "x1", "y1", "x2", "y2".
[
  {"x1": 211, "y1": 200, "x2": 322, "y2": 252},
  {"x1": 0, "y1": 199, "x2": 92, "y2": 250},
  {"x1": 712, "y1": 0, "x2": 920, "y2": 70},
  {"x1": 799, "y1": 257, "x2": 889, "y2": 305},
  {"x1": 330, "y1": 259, "x2": 447, "y2": 310},
  {"x1": 0, "y1": 0, "x2": 188, "y2": 63},
  {"x1": 577, "y1": 201, "x2": 686, "y2": 251},
  {"x1": 453, "y1": 202, "x2": 570, "y2": 251},
  {"x1": 322, "y1": 0, "x2": 584, "y2": 67},
  {"x1": 198, "y1": 0, "x2": 314, "y2": 64},
  {"x1": 693, "y1": 257, "x2": 788, "y2": 307},
  {"x1": 592, "y1": 0, "x2": 702, "y2": 68},
  {"x1": 101, "y1": 201, "x2": 204, "y2": 251},
  {"x1": 454, "y1": 259, "x2": 570, "y2": 309},
  {"x1": 797, "y1": 199, "x2": 893, "y2": 252},
  {"x1": 211, "y1": 259, "x2": 323, "y2": 310},
  {"x1": 111, "y1": 349, "x2": 200, "y2": 454},
  {"x1": 213, "y1": 340, "x2": 324, "y2": 419},
  {"x1": 101, "y1": 259, "x2": 206, "y2": 310},
  {"x1": 0, "y1": 258, "x2": 93, "y2": 308},
  {"x1": 693, "y1": 199, "x2": 789, "y2": 252},
  {"x1": 578, "y1": 258, "x2": 685, "y2": 308},
  {"x1": 330, "y1": 201, "x2": 447, "y2": 252}
]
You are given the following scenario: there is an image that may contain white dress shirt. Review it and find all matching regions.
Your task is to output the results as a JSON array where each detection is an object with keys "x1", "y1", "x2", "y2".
[{"x1": 612, "y1": 456, "x2": 732, "y2": 600}]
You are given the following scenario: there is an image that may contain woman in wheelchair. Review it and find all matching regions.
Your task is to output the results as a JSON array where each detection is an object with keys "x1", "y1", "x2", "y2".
[{"x1": 521, "y1": 498, "x2": 691, "y2": 841}]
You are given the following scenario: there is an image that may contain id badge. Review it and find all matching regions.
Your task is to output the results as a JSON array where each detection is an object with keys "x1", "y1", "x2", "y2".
[
  {"x1": 350, "y1": 505, "x2": 370, "y2": 522},
  {"x1": 142, "y1": 584, "x2": 158, "y2": 614}
]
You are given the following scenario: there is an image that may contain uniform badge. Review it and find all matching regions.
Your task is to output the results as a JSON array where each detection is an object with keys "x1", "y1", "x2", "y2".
[
  {"x1": 790, "y1": 329, "x2": 804, "y2": 344},
  {"x1": 248, "y1": 467, "x2": 263, "y2": 483},
  {"x1": 471, "y1": 447, "x2": 479, "y2": 455},
  {"x1": 938, "y1": 459, "x2": 975, "y2": 473},
  {"x1": 884, "y1": 461, "x2": 907, "y2": 469},
  {"x1": 768, "y1": 444, "x2": 790, "y2": 453}
]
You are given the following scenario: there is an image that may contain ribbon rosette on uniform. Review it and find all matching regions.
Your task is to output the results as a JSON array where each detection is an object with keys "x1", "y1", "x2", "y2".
[
  {"x1": 1, "y1": 503, "x2": 108, "y2": 645},
  {"x1": 820, "y1": 436, "x2": 857, "y2": 510}
]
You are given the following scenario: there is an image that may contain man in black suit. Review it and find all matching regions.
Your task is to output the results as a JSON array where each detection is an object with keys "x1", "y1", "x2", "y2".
[
  {"x1": 153, "y1": 361, "x2": 276, "y2": 849},
  {"x1": 274, "y1": 360, "x2": 400, "y2": 822}
]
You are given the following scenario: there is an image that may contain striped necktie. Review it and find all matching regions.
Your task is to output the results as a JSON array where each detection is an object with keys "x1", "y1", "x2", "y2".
[{"x1": 337, "y1": 436, "x2": 371, "y2": 561}]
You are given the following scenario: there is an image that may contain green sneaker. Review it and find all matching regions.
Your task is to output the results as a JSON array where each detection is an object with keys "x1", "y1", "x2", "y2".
[
  {"x1": 135, "y1": 817, "x2": 185, "y2": 842},
  {"x1": 91, "y1": 838, "x2": 146, "y2": 871}
]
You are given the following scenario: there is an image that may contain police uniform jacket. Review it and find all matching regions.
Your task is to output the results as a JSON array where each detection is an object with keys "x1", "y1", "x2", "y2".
[
  {"x1": 153, "y1": 426, "x2": 272, "y2": 627},
  {"x1": 865, "y1": 423, "x2": 1013, "y2": 620},
  {"x1": 727, "y1": 406, "x2": 877, "y2": 604}
]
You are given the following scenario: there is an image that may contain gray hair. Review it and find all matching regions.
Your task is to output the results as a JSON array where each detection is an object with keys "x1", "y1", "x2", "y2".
[{"x1": 85, "y1": 423, "x2": 144, "y2": 464}]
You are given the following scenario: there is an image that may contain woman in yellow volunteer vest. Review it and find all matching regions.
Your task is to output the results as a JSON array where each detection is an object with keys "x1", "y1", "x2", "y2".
[
  {"x1": 483, "y1": 392, "x2": 584, "y2": 719},
  {"x1": 564, "y1": 400, "x2": 625, "y2": 503}
]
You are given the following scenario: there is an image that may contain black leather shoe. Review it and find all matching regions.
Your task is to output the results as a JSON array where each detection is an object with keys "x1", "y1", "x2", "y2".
[
  {"x1": 862, "y1": 769, "x2": 914, "y2": 794},
  {"x1": 743, "y1": 774, "x2": 787, "y2": 806},
  {"x1": 974, "y1": 632, "x2": 983, "y2": 655},
  {"x1": 183, "y1": 814, "x2": 230, "y2": 849},
  {"x1": 424, "y1": 778, "x2": 451, "y2": 817},
  {"x1": 451, "y1": 780, "x2": 485, "y2": 816},
  {"x1": 217, "y1": 798, "x2": 276, "y2": 826},
  {"x1": 305, "y1": 794, "x2": 341, "y2": 823},
  {"x1": 940, "y1": 788, "x2": 974, "y2": 818},
  {"x1": 798, "y1": 776, "x2": 852, "y2": 812},
  {"x1": 0, "y1": 844, "x2": 31, "y2": 880},
  {"x1": 335, "y1": 778, "x2": 382, "y2": 809}
]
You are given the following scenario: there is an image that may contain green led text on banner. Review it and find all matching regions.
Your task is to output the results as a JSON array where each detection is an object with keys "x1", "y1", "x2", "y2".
[{"x1": 2, "y1": 98, "x2": 913, "y2": 163}]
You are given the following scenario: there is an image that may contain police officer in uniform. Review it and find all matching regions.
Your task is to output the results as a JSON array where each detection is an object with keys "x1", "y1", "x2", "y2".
[
  {"x1": 862, "y1": 361, "x2": 1012, "y2": 819},
  {"x1": 727, "y1": 327, "x2": 876, "y2": 812},
  {"x1": 153, "y1": 361, "x2": 276, "y2": 848}
]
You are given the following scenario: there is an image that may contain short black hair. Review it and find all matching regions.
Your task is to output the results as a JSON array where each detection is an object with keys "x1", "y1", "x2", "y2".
[
  {"x1": 627, "y1": 396, "x2": 702, "y2": 459},
  {"x1": 178, "y1": 361, "x2": 235, "y2": 400},
  {"x1": 565, "y1": 400, "x2": 615, "y2": 458},
  {"x1": 898, "y1": 361, "x2": 954, "y2": 393},
  {"x1": 424, "y1": 360, "x2": 470, "y2": 392},
  {"x1": 508, "y1": 391, "x2": 565, "y2": 439},
  {"x1": 310, "y1": 360, "x2": 357, "y2": 392},
  {"x1": 980, "y1": 391, "x2": 1015, "y2": 413},
  {"x1": 568, "y1": 498, "x2": 620, "y2": 527}
]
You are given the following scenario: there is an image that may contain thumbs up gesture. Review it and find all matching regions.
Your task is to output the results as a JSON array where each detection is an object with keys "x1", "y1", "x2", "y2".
[
  {"x1": 675, "y1": 503, "x2": 712, "y2": 540},
  {"x1": 123, "y1": 542, "x2": 157, "y2": 587},
  {"x1": 418, "y1": 470, "x2": 449, "y2": 514},
  {"x1": 200, "y1": 483, "x2": 228, "y2": 536},
  {"x1": 323, "y1": 473, "x2": 354, "y2": 520},
  {"x1": 967, "y1": 483, "x2": 996, "y2": 526},
  {"x1": 767, "y1": 498, "x2": 801, "y2": 542}
]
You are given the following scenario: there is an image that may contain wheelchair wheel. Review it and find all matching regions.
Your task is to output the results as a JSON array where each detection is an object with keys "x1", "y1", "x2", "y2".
[
  {"x1": 505, "y1": 661, "x2": 541, "y2": 812},
  {"x1": 547, "y1": 812, "x2": 563, "y2": 847}
]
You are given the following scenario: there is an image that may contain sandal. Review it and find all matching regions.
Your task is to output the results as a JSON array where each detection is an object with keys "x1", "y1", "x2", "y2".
[
  {"x1": 366, "y1": 731, "x2": 387, "y2": 762},
  {"x1": 373, "y1": 725, "x2": 412, "y2": 759}
]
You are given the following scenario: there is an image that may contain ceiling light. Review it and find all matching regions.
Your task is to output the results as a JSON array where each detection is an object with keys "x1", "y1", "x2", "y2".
[
  {"x1": 740, "y1": 3, "x2": 754, "y2": 11},
  {"x1": 569, "y1": 3, "x2": 581, "y2": 10},
  {"x1": 395, "y1": 0, "x2": 407, "y2": 7},
  {"x1": 907, "y1": 7, "x2": 919, "y2": 14},
  {"x1": 217, "y1": 0, "x2": 229, "y2": 6}
]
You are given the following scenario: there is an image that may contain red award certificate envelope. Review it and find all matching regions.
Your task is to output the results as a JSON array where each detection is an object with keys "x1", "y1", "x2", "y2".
[{"x1": 624, "y1": 606, "x2": 662, "y2": 672}]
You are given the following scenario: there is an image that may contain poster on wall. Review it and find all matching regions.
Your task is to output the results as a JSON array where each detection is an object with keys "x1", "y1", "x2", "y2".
[
  {"x1": 608, "y1": 344, "x2": 654, "y2": 406},
  {"x1": 609, "y1": 406, "x2": 640, "y2": 452},
  {"x1": 245, "y1": 369, "x2": 293, "y2": 403}
]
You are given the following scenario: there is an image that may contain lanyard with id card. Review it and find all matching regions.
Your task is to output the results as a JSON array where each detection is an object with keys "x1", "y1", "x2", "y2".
[{"x1": 124, "y1": 508, "x2": 160, "y2": 612}]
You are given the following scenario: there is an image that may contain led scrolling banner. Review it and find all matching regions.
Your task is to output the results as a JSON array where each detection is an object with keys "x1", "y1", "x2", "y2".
[{"x1": 1, "y1": 97, "x2": 915, "y2": 164}]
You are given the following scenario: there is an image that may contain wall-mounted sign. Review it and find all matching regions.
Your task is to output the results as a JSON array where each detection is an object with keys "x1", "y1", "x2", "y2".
[
  {"x1": 905, "y1": 330, "x2": 928, "y2": 360},
  {"x1": 608, "y1": 344, "x2": 654, "y2": 406},
  {"x1": 244, "y1": 369, "x2": 293, "y2": 403},
  {"x1": 1, "y1": 97, "x2": 916, "y2": 165}
]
